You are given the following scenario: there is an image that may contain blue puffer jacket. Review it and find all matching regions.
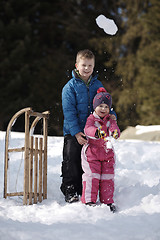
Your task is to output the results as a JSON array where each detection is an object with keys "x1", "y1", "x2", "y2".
[{"x1": 62, "y1": 70, "x2": 103, "y2": 136}]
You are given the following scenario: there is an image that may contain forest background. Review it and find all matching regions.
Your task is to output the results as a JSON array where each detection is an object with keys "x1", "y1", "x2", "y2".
[{"x1": 0, "y1": 0, "x2": 160, "y2": 136}]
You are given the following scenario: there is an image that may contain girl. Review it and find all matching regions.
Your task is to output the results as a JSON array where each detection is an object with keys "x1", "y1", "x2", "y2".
[{"x1": 81, "y1": 87, "x2": 120, "y2": 212}]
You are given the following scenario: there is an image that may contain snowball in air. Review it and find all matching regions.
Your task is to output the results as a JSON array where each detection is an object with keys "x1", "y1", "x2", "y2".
[{"x1": 96, "y1": 15, "x2": 118, "y2": 35}]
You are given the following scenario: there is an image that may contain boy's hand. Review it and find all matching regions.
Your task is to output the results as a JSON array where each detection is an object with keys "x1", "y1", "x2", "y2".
[
  {"x1": 110, "y1": 114, "x2": 117, "y2": 120},
  {"x1": 75, "y1": 132, "x2": 87, "y2": 145}
]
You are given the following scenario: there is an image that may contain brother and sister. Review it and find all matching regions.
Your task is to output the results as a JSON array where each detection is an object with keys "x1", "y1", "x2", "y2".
[{"x1": 60, "y1": 49, "x2": 120, "y2": 212}]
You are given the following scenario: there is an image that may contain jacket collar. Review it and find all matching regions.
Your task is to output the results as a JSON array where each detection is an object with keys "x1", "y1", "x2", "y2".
[
  {"x1": 72, "y1": 69, "x2": 98, "y2": 85},
  {"x1": 93, "y1": 111, "x2": 110, "y2": 122}
]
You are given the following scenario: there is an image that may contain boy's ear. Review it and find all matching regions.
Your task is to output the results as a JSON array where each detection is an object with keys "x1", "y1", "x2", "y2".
[{"x1": 75, "y1": 63, "x2": 77, "y2": 68}]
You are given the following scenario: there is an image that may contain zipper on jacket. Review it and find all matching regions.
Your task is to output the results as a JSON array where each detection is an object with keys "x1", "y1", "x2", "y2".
[{"x1": 87, "y1": 86, "x2": 91, "y2": 115}]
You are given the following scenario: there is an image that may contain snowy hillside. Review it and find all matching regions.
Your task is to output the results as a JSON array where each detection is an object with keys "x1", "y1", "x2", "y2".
[
  {"x1": 0, "y1": 129, "x2": 160, "y2": 240},
  {"x1": 120, "y1": 125, "x2": 160, "y2": 141}
]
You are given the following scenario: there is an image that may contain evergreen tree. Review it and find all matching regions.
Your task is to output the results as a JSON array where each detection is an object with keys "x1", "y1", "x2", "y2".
[
  {"x1": 135, "y1": 0, "x2": 160, "y2": 125},
  {"x1": 1, "y1": 0, "x2": 159, "y2": 135},
  {"x1": 0, "y1": 0, "x2": 120, "y2": 135},
  {"x1": 114, "y1": 0, "x2": 160, "y2": 129}
]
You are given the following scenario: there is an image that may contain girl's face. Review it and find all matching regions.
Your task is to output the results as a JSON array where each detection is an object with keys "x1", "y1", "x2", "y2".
[
  {"x1": 75, "y1": 58, "x2": 95, "y2": 82},
  {"x1": 95, "y1": 103, "x2": 110, "y2": 118}
]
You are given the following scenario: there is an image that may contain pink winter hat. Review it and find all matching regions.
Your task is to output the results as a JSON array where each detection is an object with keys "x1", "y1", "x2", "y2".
[{"x1": 93, "y1": 87, "x2": 112, "y2": 110}]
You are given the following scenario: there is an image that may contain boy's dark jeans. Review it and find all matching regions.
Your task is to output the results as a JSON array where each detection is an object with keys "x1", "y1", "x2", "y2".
[{"x1": 60, "y1": 134, "x2": 83, "y2": 196}]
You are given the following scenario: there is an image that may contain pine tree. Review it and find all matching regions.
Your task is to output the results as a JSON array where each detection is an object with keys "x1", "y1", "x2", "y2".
[
  {"x1": 0, "y1": 0, "x2": 121, "y2": 134},
  {"x1": 1, "y1": 0, "x2": 159, "y2": 134},
  {"x1": 114, "y1": 0, "x2": 160, "y2": 129},
  {"x1": 135, "y1": 0, "x2": 160, "y2": 125}
]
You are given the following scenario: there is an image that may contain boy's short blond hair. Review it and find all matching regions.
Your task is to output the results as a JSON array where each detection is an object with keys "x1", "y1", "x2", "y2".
[{"x1": 76, "y1": 49, "x2": 95, "y2": 63}]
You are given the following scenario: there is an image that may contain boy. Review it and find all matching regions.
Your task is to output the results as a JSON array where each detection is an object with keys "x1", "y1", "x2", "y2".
[
  {"x1": 81, "y1": 87, "x2": 120, "y2": 212},
  {"x1": 61, "y1": 49, "x2": 115, "y2": 203}
]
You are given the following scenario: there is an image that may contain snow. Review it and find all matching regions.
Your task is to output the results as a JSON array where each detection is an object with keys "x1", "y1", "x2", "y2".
[
  {"x1": 96, "y1": 15, "x2": 118, "y2": 35},
  {"x1": 136, "y1": 125, "x2": 160, "y2": 135},
  {"x1": 0, "y1": 129, "x2": 160, "y2": 240}
]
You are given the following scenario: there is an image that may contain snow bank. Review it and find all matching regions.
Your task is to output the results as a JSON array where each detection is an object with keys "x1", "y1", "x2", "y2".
[
  {"x1": 0, "y1": 130, "x2": 160, "y2": 240},
  {"x1": 120, "y1": 125, "x2": 160, "y2": 141}
]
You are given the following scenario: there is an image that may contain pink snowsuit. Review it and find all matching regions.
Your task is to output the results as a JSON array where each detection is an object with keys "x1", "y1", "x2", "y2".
[{"x1": 81, "y1": 111, "x2": 120, "y2": 204}]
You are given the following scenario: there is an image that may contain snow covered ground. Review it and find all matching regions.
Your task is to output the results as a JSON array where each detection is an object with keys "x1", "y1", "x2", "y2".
[{"x1": 0, "y1": 128, "x2": 160, "y2": 240}]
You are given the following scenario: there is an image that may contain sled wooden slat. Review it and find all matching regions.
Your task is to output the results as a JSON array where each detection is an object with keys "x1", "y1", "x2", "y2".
[
  {"x1": 43, "y1": 117, "x2": 48, "y2": 199},
  {"x1": 6, "y1": 192, "x2": 44, "y2": 197},
  {"x1": 23, "y1": 111, "x2": 30, "y2": 205},
  {"x1": 34, "y1": 138, "x2": 38, "y2": 204},
  {"x1": 29, "y1": 111, "x2": 49, "y2": 118},
  {"x1": 38, "y1": 138, "x2": 43, "y2": 203},
  {"x1": 29, "y1": 136, "x2": 34, "y2": 205},
  {"x1": 8, "y1": 147, "x2": 25, "y2": 153},
  {"x1": 7, "y1": 192, "x2": 24, "y2": 197}
]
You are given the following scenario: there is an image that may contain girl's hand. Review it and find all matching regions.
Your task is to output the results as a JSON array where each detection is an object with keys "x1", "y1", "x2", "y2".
[
  {"x1": 95, "y1": 126, "x2": 106, "y2": 139},
  {"x1": 110, "y1": 114, "x2": 117, "y2": 120},
  {"x1": 112, "y1": 129, "x2": 119, "y2": 139}
]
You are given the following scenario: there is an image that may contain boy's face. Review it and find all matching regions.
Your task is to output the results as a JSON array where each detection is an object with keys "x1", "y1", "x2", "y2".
[
  {"x1": 95, "y1": 103, "x2": 109, "y2": 118},
  {"x1": 75, "y1": 57, "x2": 95, "y2": 82}
]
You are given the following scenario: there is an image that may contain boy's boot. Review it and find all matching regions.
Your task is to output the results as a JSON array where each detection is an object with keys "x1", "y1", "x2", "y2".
[{"x1": 65, "y1": 185, "x2": 79, "y2": 203}]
